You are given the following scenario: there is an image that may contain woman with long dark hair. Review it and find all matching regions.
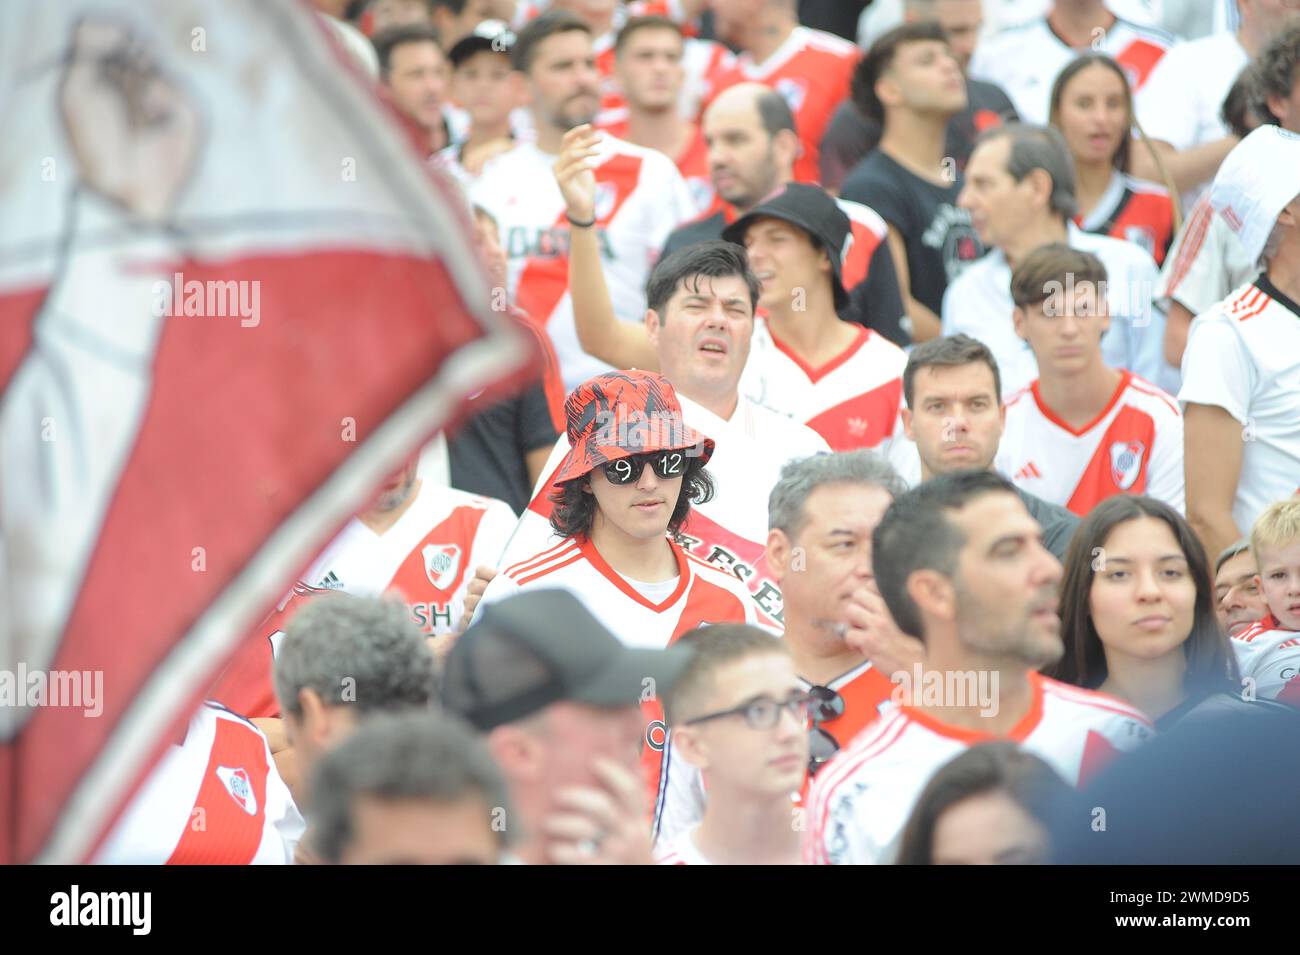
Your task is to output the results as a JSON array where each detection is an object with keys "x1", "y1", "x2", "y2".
[
  {"x1": 1049, "y1": 54, "x2": 1178, "y2": 265},
  {"x1": 1045, "y1": 495, "x2": 1244, "y2": 728}
]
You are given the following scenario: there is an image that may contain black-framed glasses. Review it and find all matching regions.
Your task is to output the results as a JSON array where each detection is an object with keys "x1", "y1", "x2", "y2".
[
  {"x1": 602, "y1": 450, "x2": 688, "y2": 485},
  {"x1": 684, "y1": 691, "x2": 813, "y2": 730},
  {"x1": 806, "y1": 684, "x2": 845, "y2": 777}
]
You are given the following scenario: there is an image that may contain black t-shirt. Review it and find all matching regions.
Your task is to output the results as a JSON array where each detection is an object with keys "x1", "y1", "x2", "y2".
[
  {"x1": 796, "y1": 0, "x2": 872, "y2": 40},
  {"x1": 839, "y1": 149, "x2": 986, "y2": 318},
  {"x1": 447, "y1": 380, "x2": 557, "y2": 515},
  {"x1": 819, "y1": 79, "x2": 1020, "y2": 192},
  {"x1": 662, "y1": 208, "x2": 910, "y2": 346}
]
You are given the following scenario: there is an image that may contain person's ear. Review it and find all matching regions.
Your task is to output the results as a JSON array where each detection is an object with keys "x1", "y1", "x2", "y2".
[
  {"x1": 875, "y1": 74, "x2": 901, "y2": 116},
  {"x1": 581, "y1": 473, "x2": 594, "y2": 496},
  {"x1": 671, "y1": 725, "x2": 710, "y2": 772},
  {"x1": 487, "y1": 725, "x2": 545, "y2": 783},
  {"x1": 772, "y1": 128, "x2": 800, "y2": 172},
  {"x1": 766, "y1": 527, "x2": 793, "y2": 583},
  {"x1": 297, "y1": 688, "x2": 331, "y2": 748},
  {"x1": 1026, "y1": 168, "x2": 1054, "y2": 210},
  {"x1": 1012, "y1": 305, "x2": 1028, "y2": 341},
  {"x1": 907, "y1": 569, "x2": 955, "y2": 627},
  {"x1": 901, "y1": 405, "x2": 915, "y2": 441},
  {"x1": 645, "y1": 308, "x2": 663, "y2": 346}
]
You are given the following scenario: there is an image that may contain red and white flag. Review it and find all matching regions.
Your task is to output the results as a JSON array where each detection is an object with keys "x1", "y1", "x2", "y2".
[{"x1": 0, "y1": 0, "x2": 532, "y2": 863}]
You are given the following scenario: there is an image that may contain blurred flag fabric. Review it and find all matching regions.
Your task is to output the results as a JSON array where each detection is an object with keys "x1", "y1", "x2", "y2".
[{"x1": 0, "y1": 0, "x2": 532, "y2": 863}]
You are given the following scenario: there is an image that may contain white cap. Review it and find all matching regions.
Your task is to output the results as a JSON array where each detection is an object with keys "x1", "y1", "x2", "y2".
[{"x1": 1210, "y1": 125, "x2": 1300, "y2": 265}]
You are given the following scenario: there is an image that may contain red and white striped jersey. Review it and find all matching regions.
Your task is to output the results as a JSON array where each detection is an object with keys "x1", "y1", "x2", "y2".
[
  {"x1": 998, "y1": 371, "x2": 1185, "y2": 516},
  {"x1": 1076, "y1": 172, "x2": 1175, "y2": 267},
  {"x1": 96, "y1": 702, "x2": 304, "y2": 864},
  {"x1": 837, "y1": 197, "x2": 891, "y2": 296},
  {"x1": 495, "y1": 392, "x2": 830, "y2": 630},
  {"x1": 1178, "y1": 278, "x2": 1300, "y2": 533},
  {"x1": 1231, "y1": 615, "x2": 1300, "y2": 706},
  {"x1": 304, "y1": 483, "x2": 516, "y2": 636},
  {"x1": 740, "y1": 319, "x2": 907, "y2": 452},
  {"x1": 705, "y1": 26, "x2": 860, "y2": 184},
  {"x1": 655, "y1": 826, "x2": 713, "y2": 864},
  {"x1": 481, "y1": 534, "x2": 755, "y2": 825},
  {"x1": 596, "y1": 118, "x2": 717, "y2": 217},
  {"x1": 469, "y1": 137, "x2": 695, "y2": 390},
  {"x1": 970, "y1": 15, "x2": 1171, "y2": 124},
  {"x1": 803, "y1": 673, "x2": 1153, "y2": 865}
]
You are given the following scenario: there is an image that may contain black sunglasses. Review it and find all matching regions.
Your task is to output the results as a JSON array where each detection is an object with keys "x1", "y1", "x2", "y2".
[
  {"x1": 806, "y1": 684, "x2": 845, "y2": 777},
  {"x1": 602, "y1": 450, "x2": 688, "y2": 485}
]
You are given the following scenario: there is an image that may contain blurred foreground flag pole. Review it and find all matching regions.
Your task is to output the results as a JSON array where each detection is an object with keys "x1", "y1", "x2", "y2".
[{"x1": 0, "y1": 0, "x2": 534, "y2": 863}]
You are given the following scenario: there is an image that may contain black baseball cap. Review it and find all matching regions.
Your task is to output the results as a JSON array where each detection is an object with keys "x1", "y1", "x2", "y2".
[
  {"x1": 448, "y1": 19, "x2": 516, "y2": 68},
  {"x1": 721, "y1": 182, "x2": 852, "y2": 310},
  {"x1": 441, "y1": 590, "x2": 694, "y2": 731}
]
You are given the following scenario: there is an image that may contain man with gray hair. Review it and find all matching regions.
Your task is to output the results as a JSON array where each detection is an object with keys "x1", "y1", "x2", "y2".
[
  {"x1": 272, "y1": 593, "x2": 438, "y2": 807},
  {"x1": 943, "y1": 122, "x2": 1173, "y2": 398},
  {"x1": 310, "y1": 711, "x2": 512, "y2": 865},
  {"x1": 765, "y1": 451, "x2": 913, "y2": 775}
]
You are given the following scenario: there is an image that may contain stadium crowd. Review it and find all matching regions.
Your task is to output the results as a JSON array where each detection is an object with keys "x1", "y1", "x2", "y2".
[{"x1": 106, "y1": 0, "x2": 1300, "y2": 865}]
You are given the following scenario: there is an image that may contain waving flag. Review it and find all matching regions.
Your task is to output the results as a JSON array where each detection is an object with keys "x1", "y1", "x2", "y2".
[{"x1": 0, "y1": 0, "x2": 532, "y2": 863}]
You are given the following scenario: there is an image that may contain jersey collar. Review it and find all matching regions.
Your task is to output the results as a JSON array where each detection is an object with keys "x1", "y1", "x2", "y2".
[
  {"x1": 577, "y1": 535, "x2": 690, "y2": 612},
  {"x1": 901, "y1": 670, "x2": 1046, "y2": 744}
]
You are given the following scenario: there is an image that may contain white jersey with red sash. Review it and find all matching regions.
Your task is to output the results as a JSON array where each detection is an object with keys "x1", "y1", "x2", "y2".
[
  {"x1": 1232, "y1": 614, "x2": 1300, "y2": 705},
  {"x1": 740, "y1": 319, "x2": 907, "y2": 452},
  {"x1": 998, "y1": 370, "x2": 1185, "y2": 516},
  {"x1": 96, "y1": 702, "x2": 304, "y2": 864},
  {"x1": 481, "y1": 534, "x2": 756, "y2": 830},
  {"x1": 304, "y1": 484, "x2": 516, "y2": 635},
  {"x1": 804, "y1": 672, "x2": 1153, "y2": 865}
]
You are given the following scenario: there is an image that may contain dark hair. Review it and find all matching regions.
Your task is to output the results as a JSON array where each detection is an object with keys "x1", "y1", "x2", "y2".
[
  {"x1": 852, "y1": 21, "x2": 948, "y2": 126},
  {"x1": 896, "y1": 742, "x2": 1070, "y2": 864},
  {"x1": 615, "y1": 14, "x2": 683, "y2": 54},
  {"x1": 1249, "y1": 23, "x2": 1300, "y2": 127},
  {"x1": 1009, "y1": 243, "x2": 1108, "y2": 309},
  {"x1": 372, "y1": 23, "x2": 444, "y2": 75},
  {"x1": 663, "y1": 624, "x2": 788, "y2": 725},
  {"x1": 511, "y1": 9, "x2": 591, "y2": 73},
  {"x1": 310, "y1": 711, "x2": 512, "y2": 864},
  {"x1": 1048, "y1": 54, "x2": 1136, "y2": 173},
  {"x1": 645, "y1": 240, "x2": 761, "y2": 316},
  {"x1": 902, "y1": 334, "x2": 1002, "y2": 408},
  {"x1": 1043, "y1": 495, "x2": 1239, "y2": 698},
  {"x1": 873, "y1": 469, "x2": 1019, "y2": 640},
  {"x1": 429, "y1": 0, "x2": 466, "y2": 12},
  {"x1": 973, "y1": 123, "x2": 1078, "y2": 219},
  {"x1": 548, "y1": 455, "x2": 715, "y2": 541},
  {"x1": 754, "y1": 87, "x2": 797, "y2": 136}
]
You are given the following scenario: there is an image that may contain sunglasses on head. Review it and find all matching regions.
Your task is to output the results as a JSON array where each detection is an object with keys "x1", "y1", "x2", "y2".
[{"x1": 601, "y1": 450, "x2": 689, "y2": 485}]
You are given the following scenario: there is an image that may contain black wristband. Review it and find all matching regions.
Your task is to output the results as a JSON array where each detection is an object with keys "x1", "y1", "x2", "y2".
[{"x1": 566, "y1": 211, "x2": 596, "y2": 228}]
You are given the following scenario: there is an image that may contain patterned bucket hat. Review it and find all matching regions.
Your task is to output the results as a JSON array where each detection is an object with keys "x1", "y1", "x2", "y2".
[{"x1": 551, "y1": 370, "x2": 715, "y2": 487}]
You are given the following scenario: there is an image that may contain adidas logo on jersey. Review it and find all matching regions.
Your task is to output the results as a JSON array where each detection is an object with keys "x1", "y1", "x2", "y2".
[
  {"x1": 1015, "y1": 461, "x2": 1042, "y2": 481},
  {"x1": 847, "y1": 416, "x2": 869, "y2": 437},
  {"x1": 317, "y1": 570, "x2": 343, "y2": 591}
]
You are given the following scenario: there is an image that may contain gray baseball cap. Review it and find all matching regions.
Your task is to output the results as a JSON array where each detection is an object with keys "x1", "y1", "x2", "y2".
[{"x1": 441, "y1": 589, "x2": 694, "y2": 731}]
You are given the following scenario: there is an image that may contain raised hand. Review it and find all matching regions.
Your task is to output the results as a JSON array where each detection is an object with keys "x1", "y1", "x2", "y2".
[{"x1": 552, "y1": 124, "x2": 602, "y2": 224}]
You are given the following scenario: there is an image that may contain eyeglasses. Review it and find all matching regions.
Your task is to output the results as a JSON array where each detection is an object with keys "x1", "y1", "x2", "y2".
[
  {"x1": 601, "y1": 450, "x2": 688, "y2": 485},
  {"x1": 806, "y1": 684, "x2": 845, "y2": 777},
  {"x1": 684, "y1": 692, "x2": 814, "y2": 730}
]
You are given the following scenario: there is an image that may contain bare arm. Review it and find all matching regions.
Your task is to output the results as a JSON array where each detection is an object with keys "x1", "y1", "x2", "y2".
[
  {"x1": 885, "y1": 224, "x2": 940, "y2": 342},
  {"x1": 525, "y1": 445, "x2": 551, "y2": 487},
  {"x1": 1183, "y1": 402, "x2": 1244, "y2": 559},
  {"x1": 1130, "y1": 137, "x2": 1239, "y2": 197},
  {"x1": 554, "y1": 126, "x2": 660, "y2": 372},
  {"x1": 1163, "y1": 298, "x2": 1195, "y2": 368}
]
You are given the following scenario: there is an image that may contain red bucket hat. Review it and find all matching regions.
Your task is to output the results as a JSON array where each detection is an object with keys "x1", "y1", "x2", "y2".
[{"x1": 552, "y1": 371, "x2": 715, "y2": 487}]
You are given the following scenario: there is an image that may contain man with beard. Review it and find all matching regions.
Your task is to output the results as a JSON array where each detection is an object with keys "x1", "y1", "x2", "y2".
[
  {"x1": 470, "y1": 10, "x2": 695, "y2": 390},
  {"x1": 804, "y1": 470, "x2": 1153, "y2": 864}
]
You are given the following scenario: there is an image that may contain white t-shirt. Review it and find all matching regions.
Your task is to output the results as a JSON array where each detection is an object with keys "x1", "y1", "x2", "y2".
[
  {"x1": 1178, "y1": 278, "x2": 1300, "y2": 533},
  {"x1": 969, "y1": 14, "x2": 1172, "y2": 124},
  {"x1": 1232, "y1": 616, "x2": 1300, "y2": 704},
  {"x1": 304, "y1": 484, "x2": 516, "y2": 635},
  {"x1": 803, "y1": 673, "x2": 1153, "y2": 865},
  {"x1": 469, "y1": 136, "x2": 695, "y2": 391},
  {"x1": 1134, "y1": 29, "x2": 1249, "y2": 206},
  {"x1": 495, "y1": 392, "x2": 830, "y2": 630},
  {"x1": 997, "y1": 370, "x2": 1184, "y2": 515},
  {"x1": 1156, "y1": 194, "x2": 1256, "y2": 316},
  {"x1": 96, "y1": 702, "x2": 304, "y2": 864},
  {"x1": 941, "y1": 224, "x2": 1174, "y2": 399},
  {"x1": 740, "y1": 319, "x2": 908, "y2": 453}
]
